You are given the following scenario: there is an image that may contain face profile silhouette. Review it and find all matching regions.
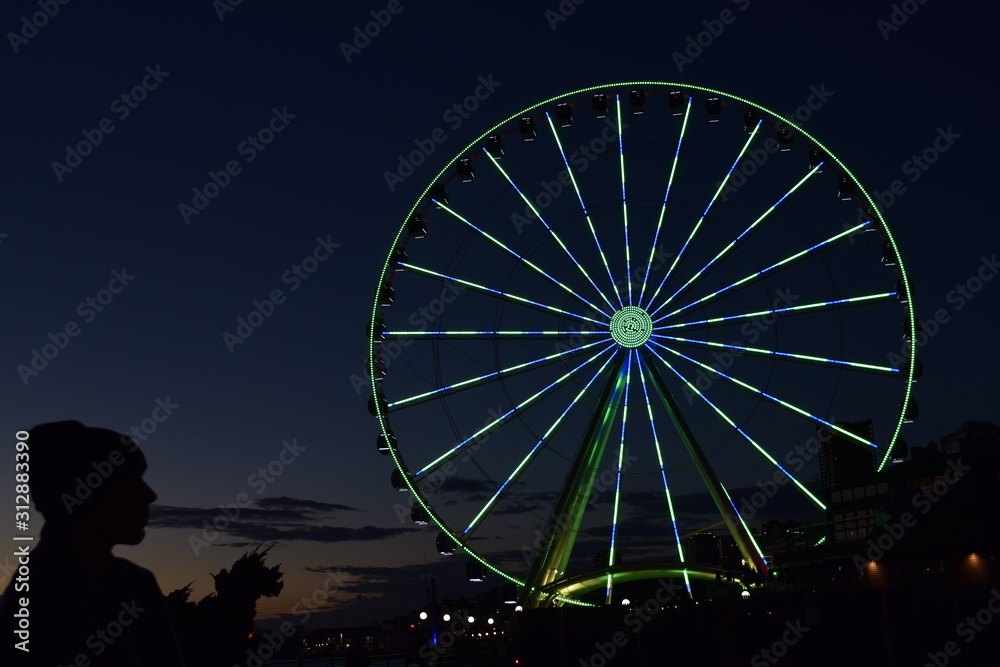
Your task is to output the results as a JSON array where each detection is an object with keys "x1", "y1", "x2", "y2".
[{"x1": 2, "y1": 420, "x2": 185, "y2": 666}]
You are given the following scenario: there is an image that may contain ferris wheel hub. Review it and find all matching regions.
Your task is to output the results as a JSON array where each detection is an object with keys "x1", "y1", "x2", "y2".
[{"x1": 609, "y1": 306, "x2": 653, "y2": 348}]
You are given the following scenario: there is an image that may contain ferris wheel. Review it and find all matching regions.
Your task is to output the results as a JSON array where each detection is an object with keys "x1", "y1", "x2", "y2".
[{"x1": 367, "y1": 82, "x2": 917, "y2": 607}]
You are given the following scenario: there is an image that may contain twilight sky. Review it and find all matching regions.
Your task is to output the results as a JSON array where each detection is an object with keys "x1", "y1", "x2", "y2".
[{"x1": 1, "y1": 0, "x2": 997, "y2": 629}]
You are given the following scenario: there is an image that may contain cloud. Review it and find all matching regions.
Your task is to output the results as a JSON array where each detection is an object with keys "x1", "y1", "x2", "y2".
[{"x1": 148, "y1": 500, "x2": 412, "y2": 545}]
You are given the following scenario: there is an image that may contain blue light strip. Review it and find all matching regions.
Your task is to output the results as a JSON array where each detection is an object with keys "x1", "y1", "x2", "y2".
[
  {"x1": 384, "y1": 330, "x2": 608, "y2": 337},
  {"x1": 389, "y1": 338, "x2": 614, "y2": 409},
  {"x1": 414, "y1": 343, "x2": 618, "y2": 476},
  {"x1": 399, "y1": 261, "x2": 606, "y2": 326},
  {"x1": 638, "y1": 96, "x2": 692, "y2": 308},
  {"x1": 649, "y1": 340, "x2": 878, "y2": 449},
  {"x1": 545, "y1": 110, "x2": 624, "y2": 309},
  {"x1": 655, "y1": 221, "x2": 872, "y2": 322},
  {"x1": 643, "y1": 120, "x2": 763, "y2": 312},
  {"x1": 616, "y1": 94, "x2": 631, "y2": 306},
  {"x1": 652, "y1": 334, "x2": 900, "y2": 374},
  {"x1": 462, "y1": 350, "x2": 621, "y2": 537},
  {"x1": 607, "y1": 351, "x2": 633, "y2": 603},
  {"x1": 634, "y1": 352, "x2": 691, "y2": 596},
  {"x1": 434, "y1": 199, "x2": 613, "y2": 319},
  {"x1": 653, "y1": 163, "x2": 824, "y2": 314},
  {"x1": 646, "y1": 345, "x2": 826, "y2": 511},
  {"x1": 485, "y1": 144, "x2": 617, "y2": 315},
  {"x1": 654, "y1": 289, "x2": 893, "y2": 329}
]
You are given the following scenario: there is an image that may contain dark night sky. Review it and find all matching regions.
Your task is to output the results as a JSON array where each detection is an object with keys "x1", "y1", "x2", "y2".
[{"x1": 1, "y1": 0, "x2": 997, "y2": 629}]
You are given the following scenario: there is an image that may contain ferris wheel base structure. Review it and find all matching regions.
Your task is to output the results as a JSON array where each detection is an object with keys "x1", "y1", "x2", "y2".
[{"x1": 533, "y1": 561, "x2": 740, "y2": 607}]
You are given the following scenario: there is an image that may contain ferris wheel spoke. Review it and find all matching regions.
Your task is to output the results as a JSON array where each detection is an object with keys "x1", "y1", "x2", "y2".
[
  {"x1": 433, "y1": 199, "x2": 613, "y2": 318},
  {"x1": 461, "y1": 351, "x2": 621, "y2": 538},
  {"x1": 544, "y1": 111, "x2": 624, "y2": 309},
  {"x1": 650, "y1": 162, "x2": 825, "y2": 317},
  {"x1": 652, "y1": 333, "x2": 901, "y2": 375},
  {"x1": 634, "y1": 352, "x2": 692, "y2": 595},
  {"x1": 637, "y1": 96, "x2": 693, "y2": 309},
  {"x1": 615, "y1": 95, "x2": 633, "y2": 306},
  {"x1": 606, "y1": 350, "x2": 633, "y2": 603},
  {"x1": 643, "y1": 120, "x2": 764, "y2": 312},
  {"x1": 657, "y1": 220, "x2": 872, "y2": 322},
  {"x1": 413, "y1": 343, "x2": 618, "y2": 477},
  {"x1": 645, "y1": 345, "x2": 826, "y2": 511},
  {"x1": 654, "y1": 291, "x2": 898, "y2": 330},
  {"x1": 383, "y1": 330, "x2": 608, "y2": 338},
  {"x1": 649, "y1": 340, "x2": 879, "y2": 450},
  {"x1": 483, "y1": 145, "x2": 618, "y2": 314},
  {"x1": 398, "y1": 261, "x2": 606, "y2": 327},
  {"x1": 389, "y1": 338, "x2": 614, "y2": 410}
]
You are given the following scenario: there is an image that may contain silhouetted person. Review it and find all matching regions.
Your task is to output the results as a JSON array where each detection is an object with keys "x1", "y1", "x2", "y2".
[{"x1": 2, "y1": 421, "x2": 185, "y2": 666}]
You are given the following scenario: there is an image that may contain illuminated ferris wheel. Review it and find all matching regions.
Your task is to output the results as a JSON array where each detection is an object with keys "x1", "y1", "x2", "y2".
[{"x1": 367, "y1": 82, "x2": 918, "y2": 607}]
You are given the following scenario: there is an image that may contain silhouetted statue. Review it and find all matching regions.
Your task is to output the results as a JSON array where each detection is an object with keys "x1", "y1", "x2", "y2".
[
  {"x1": 1, "y1": 421, "x2": 185, "y2": 666},
  {"x1": 166, "y1": 545, "x2": 284, "y2": 666}
]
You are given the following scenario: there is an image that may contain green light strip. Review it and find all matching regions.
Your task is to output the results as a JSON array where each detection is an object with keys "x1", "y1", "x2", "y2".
[
  {"x1": 462, "y1": 351, "x2": 621, "y2": 537},
  {"x1": 435, "y1": 199, "x2": 613, "y2": 318},
  {"x1": 656, "y1": 291, "x2": 894, "y2": 330},
  {"x1": 634, "y1": 352, "x2": 692, "y2": 595},
  {"x1": 399, "y1": 261, "x2": 606, "y2": 326},
  {"x1": 652, "y1": 163, "x2": 823, "y2": 315},
  {"x1": 638, "y1": 96, "x2": 692, "y2": 308},
  {"x1": 647, "y1": 347, "x2": 826, "y2": 511},
  {"x1": 416, "y1": 344, "x2": 616, "y2": 475},
  {"x1": 545, "y1": 110, "x2": 623, "y2": 309},
  {"x1": 651, "y1": 341, "x2": 877, "y2": 450},
  {"x1": 661, "y1": 222, "x2": 871, "y2": 321},
  {"x1": 655, "y1": 334, "x2": 899, "y2": 374},
  {"x1": 390, "y1": 338, "x2": 613, "y2": 408},
  {"x1": 606, "y1": 352, "x2": 632, "y2": 602},
  {"x1": 645, "y1": 121, "x2": 762, "y2": 312},
  {"x1": 485, "y1": 147, "x2": 617, "y2": 315},
  {"x1": 616, "y1": 95, "x2": 631, "y2": 306}
]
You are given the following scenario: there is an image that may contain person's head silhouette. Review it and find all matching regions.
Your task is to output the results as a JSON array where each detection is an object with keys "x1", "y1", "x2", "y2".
[
  {"x1": 30, "y1": 420, "x2": 157, "y2": 552},
  {"x1": 3, "y1": 421, "x2": 186, "y2": 666}
]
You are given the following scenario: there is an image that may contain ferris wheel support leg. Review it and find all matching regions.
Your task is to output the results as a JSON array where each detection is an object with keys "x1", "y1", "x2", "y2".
[
  {"x1": 521, "y1": 352, "x2": 626, "y2": 608},
  {"x1": 640, "y1": 350, "x2": 769, "y2": 577}
]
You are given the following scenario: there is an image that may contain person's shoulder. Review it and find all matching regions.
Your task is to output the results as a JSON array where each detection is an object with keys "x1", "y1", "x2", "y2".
[{"x1": 106, "y1": 555, "x2": 163, "y2": 592}]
